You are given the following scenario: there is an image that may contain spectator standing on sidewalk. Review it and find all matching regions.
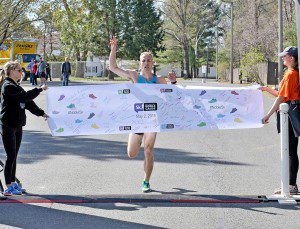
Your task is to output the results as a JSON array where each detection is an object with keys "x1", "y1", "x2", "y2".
[
  {"x1": 45, "y1": 61, "x2": 52, "y2": 81},
  {"x1": 31, "y1": 60, "x2": 38, "y2": 86},
  {"x1": 61, "y1": 57, "x2": 71, "y2": 86},
  {"x1": 38, "y1": 57, "x2": 46, "y2": 86}
]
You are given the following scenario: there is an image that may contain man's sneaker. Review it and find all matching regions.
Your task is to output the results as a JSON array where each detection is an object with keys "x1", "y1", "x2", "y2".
[
  {"x1": 142, "y1": 180, "x2": 151, "y2": 193},
  {"x1": 12, "y1": 182, "x2": 26, "y2": 193},
  {"x1": 274, "y1": 184, "x2": 298, "y2": 194},
  {"x1": 3, "y1": 185, "x2": 22, "y2": 196}
]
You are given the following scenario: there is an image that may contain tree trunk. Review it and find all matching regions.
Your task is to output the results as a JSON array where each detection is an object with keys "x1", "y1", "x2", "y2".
[
  {"x1": 181, "y1": 58, "x2": 184, "y2": 78},
  {"x1": 183, "y1": 36, "x2": 190, "y2": 78},
  {"x1": 205, "y1": 46, "x2": 210, "y2": 79},
  {"x1": 76, "y1": 50, "x2": 81, "y2": 61},
  {"x1": 82, "y1": 50, "x2": 88, "y2": 61}
]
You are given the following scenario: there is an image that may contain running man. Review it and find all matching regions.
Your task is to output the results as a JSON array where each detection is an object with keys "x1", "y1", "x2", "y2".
[{"x1": 109, "y1": 36, "x2": 177, "y2": 192}]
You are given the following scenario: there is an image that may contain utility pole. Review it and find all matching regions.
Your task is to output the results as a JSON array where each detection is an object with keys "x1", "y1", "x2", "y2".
[
  {"x1": 229, "y1": 2, "x2": 233, "y2": 84},
  {"x1": 215, "y1": 25, "x2": 219, "y2": 81},
  {"x1": 221, "y1": 0, "x2": 235, "y2": 83},
  {"x1": 205, "y1": 45, "x2": 209, "y2": 79},
  {"x1": 43, "y1": 22, "x2": 47, "y2": 59},
  {"x1": 278, "y1": 0, "x2": 283, "y2": 81},
  {"x1": 221, "y1": 0, "x2": 233, "y2": 83},
  {"x1": 295, "y1": 0, "x2": 300, "y2": 63}
]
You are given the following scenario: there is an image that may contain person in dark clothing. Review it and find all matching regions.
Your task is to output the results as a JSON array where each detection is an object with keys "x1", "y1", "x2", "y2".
[
  {"x1": 61, "y1": 57, "x2": 71, "y2": 86},
  {"x1": 38, "y1": 57, "x2": 46, "y2": 86},
  {"x1": 0, "y1": 61, "x2": 48, "y2": 196},
  {"x1": 45, "y1": 62, "x2": 52, "y2": 81}
]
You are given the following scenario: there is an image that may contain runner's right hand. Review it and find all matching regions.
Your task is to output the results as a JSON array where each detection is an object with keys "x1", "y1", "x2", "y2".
[{"x1": 109, "y1": 35, "x2": 117, "y2": 49}]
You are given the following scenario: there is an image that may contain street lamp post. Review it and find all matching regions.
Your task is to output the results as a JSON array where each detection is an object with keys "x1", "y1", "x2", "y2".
[
  {"x1": 229, "y1": 2, "x2": 233, "y2": 84},
  {"x1": 222, "y1": 1, "x2": 234, "y2": 84},
  {"x1": 215, "y1": 26, "x2": 219, "y2": 81},
  {"x1": 215, "y1": 18, "x2": 221, "y2": 82}
]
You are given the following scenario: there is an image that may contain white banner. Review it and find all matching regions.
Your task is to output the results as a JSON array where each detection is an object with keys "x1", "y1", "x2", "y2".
[{"x1": 46, "y1": 84, "x2": 264, "y2": 136}]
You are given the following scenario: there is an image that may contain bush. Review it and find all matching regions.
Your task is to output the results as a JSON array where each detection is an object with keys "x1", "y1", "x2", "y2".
[
  {"x1": 240, "y1": 47, "x2": 265, "y2": 84},
  {"x1": 217, "y1": 48, "x2": 230, "y2": 81}
]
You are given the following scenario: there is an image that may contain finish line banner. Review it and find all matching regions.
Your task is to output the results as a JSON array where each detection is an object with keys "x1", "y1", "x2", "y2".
[{"x1": 46, "y1": 84, "x2": 264, "y2": 136}]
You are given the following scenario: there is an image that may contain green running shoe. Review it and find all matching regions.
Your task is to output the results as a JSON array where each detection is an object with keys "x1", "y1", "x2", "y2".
[{"x1": 142, "y1": 180, "x2": 151, "y2": 193}]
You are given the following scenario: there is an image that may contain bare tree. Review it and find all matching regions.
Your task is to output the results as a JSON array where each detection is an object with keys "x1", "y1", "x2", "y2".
[
  {"x1": 161, "y1": 0, "x2": 215, "y2": 78},
  {"x1": 0, "y1": 0, "x2": 39, "y2": 45}
]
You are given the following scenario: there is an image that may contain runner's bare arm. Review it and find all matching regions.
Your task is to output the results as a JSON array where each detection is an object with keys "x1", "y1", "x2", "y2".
[
  {"x1": 157, "y1": 72, "x2": 177, "y2": 84},
  {"x1": 109, "y1": 36, "x2": 138, "y2": 81},
  {"x1": 157, "y1": 76, "x2": 167, "y2": 84}
]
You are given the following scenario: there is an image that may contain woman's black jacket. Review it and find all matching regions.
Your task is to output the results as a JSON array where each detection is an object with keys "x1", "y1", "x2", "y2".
[{"x1": 0, "y1": 77, "x2": 45, "y2": 127}]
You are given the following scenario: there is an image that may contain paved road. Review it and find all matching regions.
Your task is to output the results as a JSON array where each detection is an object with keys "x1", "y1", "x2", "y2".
[{"x1": 0, "y1": 79, "x2": 299, "y2": 228}]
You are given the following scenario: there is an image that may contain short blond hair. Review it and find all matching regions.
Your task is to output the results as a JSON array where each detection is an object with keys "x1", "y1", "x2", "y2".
[{"x1": 140, "y1": 52, "x2": 153, "y2": 60}]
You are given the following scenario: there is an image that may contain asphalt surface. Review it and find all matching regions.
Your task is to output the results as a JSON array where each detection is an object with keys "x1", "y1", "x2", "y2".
[{"x1": 0, "y1": 78, "x2": 299, "y2": 228}]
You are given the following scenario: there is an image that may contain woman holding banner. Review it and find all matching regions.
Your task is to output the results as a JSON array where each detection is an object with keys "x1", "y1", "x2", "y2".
[
  {"x1": 109, "y1": 35, "x2": 177, "y2": 192},
  {"x1": 0, "y1": 61, "x2": 48, "y2": 196},
  {"x1": 261, "y1": 46, "x2": 299, "y2": 194}
]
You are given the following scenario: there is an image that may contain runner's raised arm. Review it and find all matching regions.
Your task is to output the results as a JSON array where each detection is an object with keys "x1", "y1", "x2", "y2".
[{"x1": 109, "y1": 36, "x2": 137, "y2": 81}]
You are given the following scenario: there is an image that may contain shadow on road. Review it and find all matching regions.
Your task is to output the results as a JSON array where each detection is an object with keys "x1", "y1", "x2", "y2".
[
  {"x1": 0, "y1": 130, "x2": 252, "y2": 167},
  {"x1": 0, "y1": 191, "x2": 299, "y2": 226},
  {"x1": 0, "y1": 200, "x2": 157, "y2": 228}
]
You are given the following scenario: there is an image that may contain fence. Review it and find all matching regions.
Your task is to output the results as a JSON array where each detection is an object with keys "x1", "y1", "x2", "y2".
[{"x1": 49, "y1": 61, "x2": 105, "y2": 79}]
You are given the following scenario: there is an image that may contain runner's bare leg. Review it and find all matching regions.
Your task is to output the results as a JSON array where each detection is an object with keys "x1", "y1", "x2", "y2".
[
  {"x1": 127, "y1": 133, "x2": 143, "y2": 158},
  {"x1": 143, "y1": 132, "x2": 156, "y2": 181}
]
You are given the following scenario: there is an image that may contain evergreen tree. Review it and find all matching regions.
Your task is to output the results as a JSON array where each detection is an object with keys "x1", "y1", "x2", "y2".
[{"x1": 119, "y1": 0, "x2": 165, "y2": 60}]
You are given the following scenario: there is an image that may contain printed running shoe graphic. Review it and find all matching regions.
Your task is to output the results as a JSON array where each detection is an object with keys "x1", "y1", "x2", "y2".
[
  {"x1": 197, "y1": 122, "x2": 206, "y2": 127},
  {"x1": 56, "y1": 128, "x2": 64, "y2": 133},
  {"x1": 208, "y1": 98, "x2": 217, "y2": 103},
  {"x1": 217, "y1": 114, "x2": 226, "y2": 118},
  {"x1": 230, "y1": 108, "x2": 238, "y2": 113},
  {"x1": 231, "y1": 91, "x2": 239, "y2": 95},
  {"x1": 67, "y1": 104, "x2": 75, "y2": 109},
  {"x1": 199, "y1": 90, "x2": 207, "y2": 96},
  {"x1": 89, "y1": 94, "x2": 97, "y2": 99},
  {"x1": 58, "y1": 95, "x2": 65, "y2": 101},
  {"x1": 91, "y1": 123, "x2": 100, "y2": 129},
  {"x1": 88, "y1": 113, "x2": 95, "y2": 119},
  {"x1": 234, "y1": 118, "x2": 243, "y2": 123}
]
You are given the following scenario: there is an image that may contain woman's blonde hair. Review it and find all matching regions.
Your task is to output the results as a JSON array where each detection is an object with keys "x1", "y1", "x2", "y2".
[{"x1": 0, "y1": 61, "x2": 20, "y2": 85}]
